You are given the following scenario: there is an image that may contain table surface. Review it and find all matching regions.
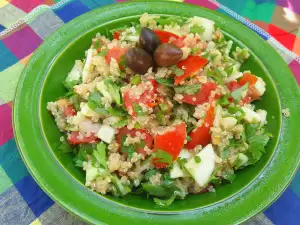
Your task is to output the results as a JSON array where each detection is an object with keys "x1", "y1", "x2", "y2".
[{"x1": 0, "y1": 0, "x2": 299, "y2": 224}]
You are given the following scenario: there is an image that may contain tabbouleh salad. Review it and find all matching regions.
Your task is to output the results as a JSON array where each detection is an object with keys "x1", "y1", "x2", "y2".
[{"x1": 47, "y1": 14, "x2": 272, "y2": 207}]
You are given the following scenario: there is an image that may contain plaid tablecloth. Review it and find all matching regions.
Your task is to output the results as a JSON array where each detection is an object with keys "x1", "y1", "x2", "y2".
[{"x1": 0, "y1": 0, "x2": 299, "y2": 224}]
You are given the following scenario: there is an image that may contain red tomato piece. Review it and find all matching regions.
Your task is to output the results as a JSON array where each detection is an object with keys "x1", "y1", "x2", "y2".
[
  {"x1": 105, "y1": 47, "x2": 128, "y2": 64},
  {"x1": 238, "y1": 73, "x2": 258, "y2": 86},
  {"x1": 116, "y1": 127, "x2": 153, "y2": 156},
  {"x1": 171, "y1": 36, "x2": 186, "y2": 48},
  {"x1": 227, "y1": 81, "x2": 240, "y2": 91},
  {"x1": 113, "y1": 30, "x2": 123, "y2": 40},
  {"x1": 153, "y1": 123, "x2": 186, "y2": 168},
  {"x1": 175, "y1": 56, "x2": 208, "y2": 85},
  {"x1": 186, "y1": 106, "x2": 214, "y2": 149},
  {"x1": 123, "y1": 80, "x2": 157, "y2": 116},
  {"x1": 68, "y1": 132, "x2": 98, "y2": 145},
  {"x1": 63, "y1": 105, "x2": 76, "y2": 117},
  {"x1": 154, "y1": 30, "x2": 179, "y2": 43},
  {"x1": 182, "y1": 82, "x2": 217, "y2": 105}
]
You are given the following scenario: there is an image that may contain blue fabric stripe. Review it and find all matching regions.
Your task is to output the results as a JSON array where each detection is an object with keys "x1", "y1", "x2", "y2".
[
  {"x1": 15, "y1": 175, "x2": 55, "y2": 217},
  {"x1": 290, "y1": 170, "x2": 300, "y2": 198},
  {"x1": 264, "y1": 188, "x2": 300, "y2": 225},
  {"x1": 0, "y1": 25, "x2": 5, "y2": 32},
  {"x1": 54, "y1": 0, "x2": 90, "y2": 23},
  {"x1": 79, "y1": 0, "x2": 115, "y2": 10}
]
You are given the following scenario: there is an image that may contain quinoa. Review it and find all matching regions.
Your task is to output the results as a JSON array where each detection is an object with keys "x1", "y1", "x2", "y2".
[{"x1": 282, "y1": 108, "x2": 290, "y2": 117}]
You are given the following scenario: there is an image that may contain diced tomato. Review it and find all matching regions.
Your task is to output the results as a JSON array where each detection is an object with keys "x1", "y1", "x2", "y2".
[
  {"x1": 186, "y1": 106, "x2": 214, "y2": 149},
  {"x1": 123, "y1": 80, "x2": 157, "y2": 116},
  {"x1": 228, "y1": 76, "x2": 260, "y2": 103},
  {"x1": 153, "y1": 123, "x2": 186, "y2": 168},
  {"x1": 175, "y1": 56, "x2": 208, "y2": 85},
  {"x1": 238, "y1": 73, "x2": 258, "y2": 86},
  {"x1": 227, "y1": 81, "x2": 240, "y2": 91},
  {"x1": 182, "y1": 82, "x2": 217, "y2": 105},
  {"x1": 113, "y1": 30, "x2": 123, "y2": 40},
  {"x1": 116, "y1": 127, "x2": 153, "y2": 156},
  {"x1": 63, "y1": 105, "x2": 76, "y2": 117},
  {"x1": 247, "y1": 86, "x2": 261, "y2": 102},
  {"x1": 68, "y1": 131, "x2": 98, "y2": 145},
  {"x1": 154, "y1": 30, "x2": 179, "y2": 43},
  {"x1": 171, "y1": 36, "x2": 186, "y2": 48},
  {"x1": 105, "y1": 47, "x2": 128, "y2": 64}
]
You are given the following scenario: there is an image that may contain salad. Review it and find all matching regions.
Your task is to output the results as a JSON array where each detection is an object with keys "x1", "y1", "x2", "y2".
[{"x1": 47, "y1": 14, "x2": 271, "y2": 207}]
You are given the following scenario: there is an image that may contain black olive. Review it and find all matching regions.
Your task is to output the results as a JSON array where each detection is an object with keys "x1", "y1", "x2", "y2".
[
  {"x1": 154, "y1": 43, "x2": 183, "y2": 67},
  {"x1": 139, "y1": 27, "x2": 161, "y2": 54},
  {"x1": 126, "y1": 48, "x2": 154, "y2": 74}
]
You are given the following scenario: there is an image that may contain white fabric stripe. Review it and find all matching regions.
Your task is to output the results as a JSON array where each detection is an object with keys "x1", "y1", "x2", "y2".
[{"x1": 0, "y1": 0, "x2": 72, "y2": 37}]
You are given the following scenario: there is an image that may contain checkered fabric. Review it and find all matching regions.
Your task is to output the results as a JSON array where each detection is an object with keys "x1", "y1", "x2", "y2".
[{"x1": 0, "y1": 0, "x2": 299, "y2": 224}]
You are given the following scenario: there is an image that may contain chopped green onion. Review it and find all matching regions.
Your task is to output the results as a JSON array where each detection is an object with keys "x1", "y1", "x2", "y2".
[
  {"x1": 131, "y1": 75, "x2": 141, "y2": 85},
  {"x1": 174, "y1": 84, "x2": 202, "y2": 95}
]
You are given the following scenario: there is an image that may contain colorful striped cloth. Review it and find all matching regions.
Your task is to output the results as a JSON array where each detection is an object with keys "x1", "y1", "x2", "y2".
[{"x1": 0, "y1": 0, "x2": 299, "y2": 224}]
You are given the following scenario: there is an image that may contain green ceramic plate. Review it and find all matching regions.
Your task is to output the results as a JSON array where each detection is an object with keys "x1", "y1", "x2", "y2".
[{"x1": 13, "y1": 1, "x2": 300, "y2": 224}]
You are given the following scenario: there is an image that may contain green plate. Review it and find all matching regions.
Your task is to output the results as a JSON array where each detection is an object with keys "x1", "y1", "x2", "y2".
[{"x1": 13, "y1": 1, "x2": 300, "y2": 224}]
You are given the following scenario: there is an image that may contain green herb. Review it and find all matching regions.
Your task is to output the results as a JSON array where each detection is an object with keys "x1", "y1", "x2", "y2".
[
  {"x1": 194, "y1": 156, "x2": 201, "y2": 163},
  {"x1": 161, "y1": 174, "x2": 174, "y2": 187},
  {"x1": 134, "y1": 122, "x2": 141, "y2": 129},
  {"x1": 63, "y1": 80, "x2": 79, "y2": 91},
  {"x1": 228, "y1": 105, "x2": 245, "y2": 122},
  {"x1": 69, "y1": 94, "x2": 81, "y2": 111},
  {"x1": 231, "y1": 83, "x2": 248, "y2": 101},
  {"x1": 113, "y1": 119, "x2": 128, "y2": 128},
  {"x1": 88, "y1": 91, "x2": 109, "y2": 115},
  {"x1": 206, "y1": 68, "x2": 224, "y2": 84},
  {"x1": 174, "y1": 84, "x2": 201, "y2": 95},
  {"x1": 210, "y1": 176, "x2": 222, "y2": 186},
  {"x1": 73, "y1": 144, "x2": 95, "y2": 167},
  {"x1": 145, "y1": 169, "x2": 158, "y2": 180},
  {"x1": 191, "y1": 47, "x2": 200, "y2": 55},
  {"x1": 93, "y1": 142, "x2": 107, "y2": 169},
  {"x1": 155, "y1": 110, "x2": 167, "y2": 126},
  {"x1": 137, "y1": 140, "x2": 145, "y2": 149},
  {"x1": 159, "y1": 102, "x2": 170, "y2": 113},
  {"x1": 245, "y1": 124, "x2": 271, "y2": 165},
  {"x1": 155, "y1": 16, "x2": 185, "y2": 26},
  {"x1": 58, "y1": 138, "x2": 72, "y2": 153},
  {"x1": 121, "y1": 135, "x2": 136, "y2": 158},
  {"x1": 98, "y1": 48, "x2": 109, "y2": 56},
  {"x1": 186, "y1": 125, "x2": 196, "y2": 134},
  {"x1": 131, "y1": 75, "x2": 141, "y2": 85},
  {"x1": 190, "y1": 25, "x2": 205, "y2": 34},
  {"x1": 133, "y1": 102, "x2": 145, "y2": 116},
  {"x1": 177, "y1": 158, "x2": 187, "y2": 169},
  {"x1": 218, "y1": 95, "x2": 230, "y2": 106},
  {"x1": 155, "y1": 78, "x2": 174, "y2": 87},
  {"x1": 108, "y1": 107, "x2": 127, "y2": 117},
  {"x1": 220, "y1": 148, "x2": 230, "y2": 159},
  {"x1": 186, "y1": 135, "x2": 191, "y2": 142},
  {"x1": 223, "y1": 171, "x2": 236, "y2": 183},
  {"x1": 93, "y1": 39, "x2": 101, "y2": 49},
  {"x1": 153, "y1": 149, "x2": 173, "y2": 165},
  {"x1": 111, "y1": 173, "x2": 131, "y2": 196},
  {"x1": 225, "y1": 66, "x2": 234, "y2": 76},
  {"x1": 104, "y1": 78, "x2": 122, "y2": 105}
]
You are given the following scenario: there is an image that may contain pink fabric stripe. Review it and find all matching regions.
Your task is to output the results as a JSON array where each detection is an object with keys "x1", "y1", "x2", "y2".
[
  {"x1": 185, "y1": 0, "x2": 218, "y2": 10},
  {"x1": 289, "y1": 60, "x2": 300, "y2": 85},
  {"x1": 0, "y1": 104, "x2": 13, "y2": 146}
]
